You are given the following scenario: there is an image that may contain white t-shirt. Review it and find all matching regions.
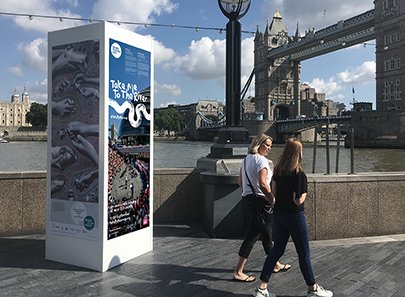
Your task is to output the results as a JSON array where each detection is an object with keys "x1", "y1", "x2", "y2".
[{"x1": 241, "y1": 154, "x2": 273, "y2": 197}]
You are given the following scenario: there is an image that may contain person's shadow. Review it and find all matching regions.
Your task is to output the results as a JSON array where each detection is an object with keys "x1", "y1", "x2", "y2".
[{"x1": 110, "y1": 262, "x2": 306, "y2": 297}]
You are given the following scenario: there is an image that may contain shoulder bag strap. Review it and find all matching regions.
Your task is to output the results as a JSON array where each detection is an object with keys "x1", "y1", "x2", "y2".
[{"x1": 244, "y1": 157, "x2": 257, "y2": 197}]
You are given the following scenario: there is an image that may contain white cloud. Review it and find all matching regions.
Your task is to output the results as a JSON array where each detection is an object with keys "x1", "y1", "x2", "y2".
[
  {"x1": 166, "y1": 37, "x2": 225, "y2": 80},
  {"x1": 241, "y1": 37, "x2": 254, "y2": 89},
  {"x1": 155, "y1": 82, "x2": 181, "y2": 97},
  {"x1": 18, "y1": 38, "x2": 47, "y2": 73},
  {"x1": 305, "y1": 77, "x2": 344, "y2": 101},
  {"x1": 305, "y1": 60, "x2": 375, "y2": 102},
  {"x1": 91, "y1": 0, "x2": 178, "y2": 25},
  {"x1": 152, "y1": 38, "x2": 176, "y2": 65},
  {"x1": 8, "y1": 66, "x2": 23, "y2": 76},
  {"x1": 52, "y1": 0, "x2": 79, "y2": 7},
  {"x1": 337, "y1": 61, "x2": 375, "y2": 84},
  {"x1": 0, "y1": 0, "x2": 179, "y2": 34},
  {"x1": 28, "y1": 79, "x2": 48, "y2": 103},
  {"x1": 261, "y1": 0, "x2": 374, "y2": 36},
  {"x1": 0, "y1": 0, "x2": 84, "y2": 33},
  {"x1": 163, "y1": 36, "x2": 254, "y2": 85},
  {"x1": 159, "y1": 101, "x2": 178, "y2": 108}
]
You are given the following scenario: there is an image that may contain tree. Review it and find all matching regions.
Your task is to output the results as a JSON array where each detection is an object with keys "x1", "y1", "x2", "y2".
[
  {"x1": 26, "y1": 102, "x2": 47, "y2": 128},
  {"x1": 155, "y1": 108, "x2": 183, "y2": 134}
]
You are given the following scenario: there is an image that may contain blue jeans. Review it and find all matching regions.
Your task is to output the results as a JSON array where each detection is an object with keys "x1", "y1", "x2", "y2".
[{"x1": 259, "y1": 211, "x2": 316, "y2": 286}]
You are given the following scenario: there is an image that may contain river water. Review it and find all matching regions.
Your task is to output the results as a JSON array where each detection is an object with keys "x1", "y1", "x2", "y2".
[{"x1": 1, "y1": 140, "x2": 405, "y2": 173}]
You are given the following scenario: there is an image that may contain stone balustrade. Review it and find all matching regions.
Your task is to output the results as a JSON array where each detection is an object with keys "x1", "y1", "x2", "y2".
[{"x1": 1, "y1": 169, "x2": 404, "y2": 239}]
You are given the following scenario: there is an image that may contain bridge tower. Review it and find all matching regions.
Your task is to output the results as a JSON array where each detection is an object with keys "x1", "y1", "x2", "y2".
[
  {"x1": 254, "y1": 11, "x2": 301, "y2": 121},
  {"x1": 375, "y1": 0, "x2": 405, "y2": 111}
]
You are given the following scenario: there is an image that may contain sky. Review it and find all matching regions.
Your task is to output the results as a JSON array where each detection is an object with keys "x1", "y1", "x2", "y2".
[{"x1": 0, "y1": 0, "x2": 376, "y2": 110}]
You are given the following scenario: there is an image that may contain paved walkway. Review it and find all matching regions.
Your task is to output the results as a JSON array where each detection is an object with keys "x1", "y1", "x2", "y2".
[{"x1": 1, "y1": 223, "x2": 404, "y2": 297}]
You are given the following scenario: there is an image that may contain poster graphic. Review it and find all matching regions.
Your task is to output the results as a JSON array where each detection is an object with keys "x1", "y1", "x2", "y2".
[
  {"x1": 107, "y1": 39, "x2": 151, "y2": 240},
  {"x1": 50, "y1": 39, "x2": 100, "y2": 239}
]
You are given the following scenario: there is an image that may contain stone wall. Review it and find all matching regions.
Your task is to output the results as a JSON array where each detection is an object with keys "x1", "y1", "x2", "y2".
[
  {"x1": 1, "y1": 169, "x2": 404, "y2": 240},
  {"x1": 350, "y1": 110, "x2": 405, "y2": 148}
]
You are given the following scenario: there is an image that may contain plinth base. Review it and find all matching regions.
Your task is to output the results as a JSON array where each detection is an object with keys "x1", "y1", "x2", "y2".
[{"x1": 199, "y1": 172, "x2": 246, "y2": 238}]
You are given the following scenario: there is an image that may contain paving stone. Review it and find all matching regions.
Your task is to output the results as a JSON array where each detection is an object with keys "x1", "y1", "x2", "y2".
[{"x1": 0, "y1": 223, "x2": 404, "y2": 297}]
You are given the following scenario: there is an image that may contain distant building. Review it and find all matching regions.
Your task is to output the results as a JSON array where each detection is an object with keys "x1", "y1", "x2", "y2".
[
  {"x1": 242, "y1": 83, "x2": 345, "y2": 120},
  {"x1": 353, "y1": 102, "x2": 373, "y2": 112},
  {"x1": 155, "y1": 100, "x2": 224, "y2": 132},
  {"x1": 299, "y1": 83, "x2": 345, "y2": 116},
  {"x1": 0, "y1": 88, "x2": 31, "y2": 127}
]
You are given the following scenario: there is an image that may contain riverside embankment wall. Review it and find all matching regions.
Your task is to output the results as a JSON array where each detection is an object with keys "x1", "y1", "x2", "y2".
[{"x1": 1, "y1": 169, "x2": 404, "y2": 239}]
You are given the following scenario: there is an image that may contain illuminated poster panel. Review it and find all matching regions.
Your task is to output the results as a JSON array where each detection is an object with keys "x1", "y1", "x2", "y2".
[
  {"x1": 50, "y1": 39, "x2": 100, "y2": 240},
  {"x1": 107, "y1": 39, "x2": 151, "y2": 240}
]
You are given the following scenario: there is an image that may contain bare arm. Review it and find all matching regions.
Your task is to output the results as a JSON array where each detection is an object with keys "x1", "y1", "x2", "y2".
[
  {"x1": 294, "y1": 192, "x2": 307, "y2": 205},
  {"x1": 271, "y1": 180, "x2": 277, "y2": 202},
  {"x1": 258, "y1": 168, "x2": 275, "y2": 203}
]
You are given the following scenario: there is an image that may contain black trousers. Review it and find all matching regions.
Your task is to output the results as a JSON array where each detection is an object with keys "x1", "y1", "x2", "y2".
[{"x1": 238, "y1": 194, "x2": 274, "y2": 259}]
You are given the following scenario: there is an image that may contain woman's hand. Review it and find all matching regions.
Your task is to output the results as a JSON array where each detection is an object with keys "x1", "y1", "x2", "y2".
[{"x1": 294, "y1": 192, "x2": 307, "y2": 205}]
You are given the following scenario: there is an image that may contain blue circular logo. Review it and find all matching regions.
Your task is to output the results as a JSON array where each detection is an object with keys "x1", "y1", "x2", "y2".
[
  {"x1": 111, "y1": 42, "x2": 122, "y2": 58},
  {"x1": 84, "y1": 216, "x2": 95, "y2": 230}
]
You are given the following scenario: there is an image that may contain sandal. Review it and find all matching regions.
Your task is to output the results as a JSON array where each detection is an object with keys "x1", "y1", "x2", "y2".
[
  {"x1": 273, "y1": 263, "x2": 291, "y2": 273},
  {"x1": 232, "y1": 275, "x2": 256, "y2": 282}
]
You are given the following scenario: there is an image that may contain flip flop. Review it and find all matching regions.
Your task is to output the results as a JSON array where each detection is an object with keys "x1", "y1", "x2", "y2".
[
  {"x1": 273, "y1": 263, "x2": 291, "y2": 273},
  {"x1": 232, "y1": 275, "x2": 256, "y2": 282}
]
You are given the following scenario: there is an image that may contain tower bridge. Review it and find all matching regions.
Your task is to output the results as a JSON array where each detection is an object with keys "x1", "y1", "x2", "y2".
[
  {"x1": 248, "y1": 0, "x2": 405, "y2": 147},
  {"x1": 253, "y1": 7, "x2": 378, "y2": 123},
  {"x1": 268, "y1": 9, "x2": 375, "y2": 61},
  {"x1": 160, "y1": 0, "x2": 405, "y2": 147}
]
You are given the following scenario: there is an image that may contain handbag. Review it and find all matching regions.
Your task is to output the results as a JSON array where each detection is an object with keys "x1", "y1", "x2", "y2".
[{"x1": 243, "y1": 157, "x2": 273, "y2": 225}]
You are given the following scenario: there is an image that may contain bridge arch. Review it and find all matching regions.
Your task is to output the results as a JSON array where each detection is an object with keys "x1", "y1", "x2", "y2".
[{"x1": 270, "y1": 104, "x2": 292, "y2": 120}]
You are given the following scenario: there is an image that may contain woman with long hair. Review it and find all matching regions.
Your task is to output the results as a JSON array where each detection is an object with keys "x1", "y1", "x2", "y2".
[
  {"x1": 233, "y1": 134, "x2": 290, "y2": 283},
  {"x1": 253, "y1": 138, "x2": 333, "y2": 297}
]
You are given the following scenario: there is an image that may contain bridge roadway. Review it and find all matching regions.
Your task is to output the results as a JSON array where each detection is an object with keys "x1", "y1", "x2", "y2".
[
  {"x1": 196, "y1": 115, "x2": 351, "y2": 136},
  {"x1": 1, "y1": 223, "x2": 404, "y2": 297},
  {"x1": 268, "y1": 9, "x2": 375, "y2": 61},
  {"x1": 276, "y1": 115, "x2": 351, "y2": 134}
]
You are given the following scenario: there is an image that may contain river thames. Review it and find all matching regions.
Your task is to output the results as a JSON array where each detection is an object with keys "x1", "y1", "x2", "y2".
[{"x1": 1, "y1": 140, "x2": 405, "y2": 173}]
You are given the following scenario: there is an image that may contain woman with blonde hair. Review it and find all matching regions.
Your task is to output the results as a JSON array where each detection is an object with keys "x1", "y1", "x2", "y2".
[
  {"x1": 233, "y1": 134, "x2": 290, "y2": 283},
  {"x1": 253, "y1": 138, "x2": 333, "y2": 297}
]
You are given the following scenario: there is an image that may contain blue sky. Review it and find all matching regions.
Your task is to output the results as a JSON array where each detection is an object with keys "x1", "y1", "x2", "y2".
[{"x1": 0, "y1": 0, "x2": 376, "y2": 109}]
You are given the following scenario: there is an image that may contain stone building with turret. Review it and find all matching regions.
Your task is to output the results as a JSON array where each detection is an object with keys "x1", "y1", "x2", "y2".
[
  {"x1": 254, "y1": 11, "x2": 301, "y2": 121},
  {"x1": 0, "y1": 88, "x2": 31, "y2": 127}
]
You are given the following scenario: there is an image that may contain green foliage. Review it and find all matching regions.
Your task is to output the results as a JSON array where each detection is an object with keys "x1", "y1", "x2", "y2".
[
  {"x1": 155, "y1": 108, "x2": 183, "y2": 133},
  {"x1": 26, "y1": 102, "x2": 47, "y2": 128}
]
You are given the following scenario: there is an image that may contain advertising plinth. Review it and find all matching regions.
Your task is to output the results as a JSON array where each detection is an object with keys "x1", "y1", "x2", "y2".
[{"x1": 46, "y1": 22, "x2": 153, "y2": 272}]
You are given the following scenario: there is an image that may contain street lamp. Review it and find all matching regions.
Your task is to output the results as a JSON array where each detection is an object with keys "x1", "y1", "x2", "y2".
[{"x1": 216, "y1": 0, "x2": 251, "y2": 146}]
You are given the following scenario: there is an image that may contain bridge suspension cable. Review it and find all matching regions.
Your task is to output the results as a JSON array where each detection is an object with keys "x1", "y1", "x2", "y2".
[
  {"x1": 196, "y1": 111, "x2": 225, "y2": 127},
  {"x1": 241, "y1": 68, "x2": 255, "y2": 101}
]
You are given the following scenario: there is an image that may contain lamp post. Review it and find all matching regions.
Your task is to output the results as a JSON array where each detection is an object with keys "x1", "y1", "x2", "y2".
[
  {"x1": 198, "y1": 0, "x2": 252, "y2": 238},
  {"x1": 215, "y1": 0, "x2": 251, "y2": 146}
]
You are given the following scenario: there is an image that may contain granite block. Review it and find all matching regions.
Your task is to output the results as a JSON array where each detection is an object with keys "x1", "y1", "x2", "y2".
[
  {"x1": 0, "y1": 179, "x2": 22, "y2": 235},
  {"x1": 315, "y1": 181, "x2": 349, "y2": 240},
  {"x1": 347, "y1": 181, "x2": 379, "y2": 237},
  {"x1": 22, "y1": 178, "x2": 46, "y2": 234},
  {"x1": 378, "y1": 180, "x2": 405, "y2": 235}
]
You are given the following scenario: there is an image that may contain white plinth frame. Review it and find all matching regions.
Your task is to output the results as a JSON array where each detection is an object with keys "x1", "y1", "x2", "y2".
[{"x1": 46, "y1": 22, "x2": 153, "y2": 272}]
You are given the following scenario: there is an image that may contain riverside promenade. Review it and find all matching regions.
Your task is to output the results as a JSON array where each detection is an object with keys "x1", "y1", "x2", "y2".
[{"x1": 1, "y1": 222, "x2": 404, "y2": 297}]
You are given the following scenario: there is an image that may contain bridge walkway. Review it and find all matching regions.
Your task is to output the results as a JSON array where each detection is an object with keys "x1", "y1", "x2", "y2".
[{"x1": 1, "y1": 223, "x2": 404, "y2": 297}]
